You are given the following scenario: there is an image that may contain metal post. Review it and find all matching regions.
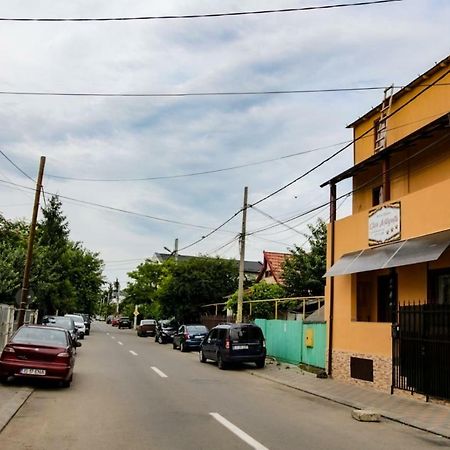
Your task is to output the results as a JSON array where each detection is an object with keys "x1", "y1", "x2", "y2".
[
  {"x1": 174, "y1": 238, "x2": 179, "y2": 262},
  {"x1": 275, "y1": 300, "x2": 278, "y2": 320},
  {"x1": 17, "y1": 156, "x2": 46, "y2": 328},
  {"x1": 236, "y1": 187, "x2": 248, "y2": 323}
]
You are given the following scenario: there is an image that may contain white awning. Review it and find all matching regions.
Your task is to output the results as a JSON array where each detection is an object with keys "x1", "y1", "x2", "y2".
[{"x1": 325, "y1": 229, "x2": 450, "y2": 277}]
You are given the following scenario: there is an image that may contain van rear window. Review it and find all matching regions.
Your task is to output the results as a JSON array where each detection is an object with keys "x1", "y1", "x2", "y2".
[{"x1": 230, "y1": 326, "x2": 263, "y2": 342}]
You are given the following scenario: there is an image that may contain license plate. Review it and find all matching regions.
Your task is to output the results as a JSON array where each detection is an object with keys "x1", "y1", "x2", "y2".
[
  {"x1": 194, "y1": 336, "x2": 203, "y2": 339},
  {"x1": 233, "y1": 345, "x2": 248, "y2": 350},
  {"x1": 20, "y1": 368, "x2": 46, "y2": 376}
]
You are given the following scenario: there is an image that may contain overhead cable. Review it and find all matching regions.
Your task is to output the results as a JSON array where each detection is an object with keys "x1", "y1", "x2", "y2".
[{"x1": 0, "y1": 1, "x2": 403, "y2": 22}]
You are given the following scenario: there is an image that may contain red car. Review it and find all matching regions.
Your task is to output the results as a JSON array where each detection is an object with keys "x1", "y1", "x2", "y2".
[
  {"x1": 0, "y1": 325, "x2": 77, "y2": 388},
  {"x1": 111, "y1": 317, "x2": 120, "y2": 327}
]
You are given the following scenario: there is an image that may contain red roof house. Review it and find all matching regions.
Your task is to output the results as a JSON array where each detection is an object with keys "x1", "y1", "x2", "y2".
[{"x1": 256, "y1": 251, "x2": 291, "y2": 285}]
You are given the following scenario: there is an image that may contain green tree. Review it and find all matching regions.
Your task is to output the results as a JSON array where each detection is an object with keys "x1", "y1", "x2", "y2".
[
  {"x1": 0, "y1": 215, "x2": 28, "y2": 303},
  {"x1": 66, "y1": 242, "x2": 104, "y2": 315},
  {"x1": 156, "y1": 257, "x2": 238, "y2": 322},
  {"x1": 227, "y1": 281, "x2": 286, "y2": 319},
  {"x1": 282, "y1": 219, "x2": 327, "y2": 297}
]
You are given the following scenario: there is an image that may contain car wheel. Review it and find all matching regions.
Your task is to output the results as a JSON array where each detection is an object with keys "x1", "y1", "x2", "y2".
[
  {"x1": 154, "y1": 335, "x2": 158, "y2": 342},
  {"x1": 199, "y1": 350, "x2": 207, "y2": 363},
  {"x1": 217, "y1": 353, "x2": 227, "y2": 370},
  {"x1": 158, "y1": 336, "x2": 163, "y2": 344},
  {"x1": 255, "y1": 359, "x2": 265, "y2": 369},
  {"x1": 180, "y1": 342, "x2": 186, "y2": 352},
  {"x1": 172, "y1": 342, "x2": 177, "y2": 349},
  {"x1": 0, "y1": 375, "x2": 9, "y2": 384}
]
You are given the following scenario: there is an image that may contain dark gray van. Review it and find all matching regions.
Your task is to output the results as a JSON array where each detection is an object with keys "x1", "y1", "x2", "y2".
[{"x1": 199, "y1": 323, "x2": 266, "y2": 369}]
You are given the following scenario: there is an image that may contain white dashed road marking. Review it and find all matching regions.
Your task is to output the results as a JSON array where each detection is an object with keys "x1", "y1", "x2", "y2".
[
  {"x1": 151, "y1": 367, "x2": 168, "y2": 378},
  {"x1": 118, "y1": 341, "x2": 123, "y2": 346},
  {"x1": 111, "y1": 336, "x2": 116, "y2": 340},
  {"x1": 209, "y1": 413, "x2": 269, "y2": 450},
  {"x1": 129, "y1": 350, "x2": 138, "y2": 356}
]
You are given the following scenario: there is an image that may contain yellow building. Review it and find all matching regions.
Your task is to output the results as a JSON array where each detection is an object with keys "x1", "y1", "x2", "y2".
[{"x1": 322, "y1": 55, "x2": 450, "y2": 399}]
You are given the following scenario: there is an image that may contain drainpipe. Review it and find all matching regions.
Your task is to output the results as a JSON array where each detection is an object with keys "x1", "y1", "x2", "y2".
[{"x1": 327, "y1": 183, "x2": 337, "y2": 376}]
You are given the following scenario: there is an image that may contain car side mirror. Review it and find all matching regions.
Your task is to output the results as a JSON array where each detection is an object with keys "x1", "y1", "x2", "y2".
[{"x1": 76, "y1": 341, "x2": 82, "y2": 348}]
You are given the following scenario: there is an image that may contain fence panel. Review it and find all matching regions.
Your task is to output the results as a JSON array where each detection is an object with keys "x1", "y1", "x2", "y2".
[
  {"x1": 0, "y1": 304, "x2": 15, "y2": 351},
  {"x1": 256, "y1": 319, "x2": 303, "y2": 364},
  {"x1": 301, "y1": 323, "x2": 327, "y2": 369}
]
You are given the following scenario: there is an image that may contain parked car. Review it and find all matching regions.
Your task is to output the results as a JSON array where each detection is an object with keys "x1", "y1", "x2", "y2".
[
  {"x1": 111, "y1": 317, "x2": 120, "y2": 327},
  {"x1": 106, "y1": 315, "x2": 113, "y2": 324},
  {"x1": 173, "y1": 324, "x2": 209, "y2": 352},
  {"x1": 118, "y1": 317, "x2": 132, "y2": 329},
  {"x1": 64, "y1": 314, "x2": 86, "y2": 339},
  {"x1": 155, "y1": 319, "x2": 178, "y2": 344},
  {"x1": 42, "y1": 316, "x2": 80, "y2": 350},
  {"x1": 0, "y1": 325, "x2": 76, "y2": 387},
  {"x1": 137, "y1": 319, "x2": 157, "y2": 337},
  {"x1": 75, "y1": 313, "x2": 91, "y2": 336},
  {"x1": 199, "y1": 323, "x2": 266, "y2": 369}
]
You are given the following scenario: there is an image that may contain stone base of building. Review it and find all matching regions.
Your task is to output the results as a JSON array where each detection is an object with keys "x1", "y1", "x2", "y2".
[{"x1": 331, "y1": 350, "x2": 392, "y2": 393}]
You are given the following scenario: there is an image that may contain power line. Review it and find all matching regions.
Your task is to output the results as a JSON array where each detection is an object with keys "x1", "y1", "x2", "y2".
[
  {"x1": 2, "y1": 84, "x2": 448, "y2": 99},
  {"x1": 0, "y1": 1, "x2": 402, "y2": 22},
  {"x1": 46, "y1": 141, "x2": 350, "y2": 182},
  {"x1": 0, "y1": 177, "x2": 238, "y2": 234},
  {"x1": 247, "y1": 131, "x2": 450, "y2": 236},
  {"x1": 249, "y1": 68, "x2": 450, "y2": 209},
  {"x1": 0, "y1": 149, "x2": 47, "y2": 207},
  {"x1": 44, "y1": 112, "x2": 447, "y2": 184}
]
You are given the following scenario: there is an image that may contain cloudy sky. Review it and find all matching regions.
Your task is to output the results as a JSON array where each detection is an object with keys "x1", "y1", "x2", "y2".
[{"x1": 0, "y1": 0, "x2": 449, "y2": 286}]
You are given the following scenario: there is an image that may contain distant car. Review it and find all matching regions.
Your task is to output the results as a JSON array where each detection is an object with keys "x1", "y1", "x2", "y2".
[
  {"x1": 75, "y1": 313, "x2": 91, "y2": 336},
  {"x1": 137, "y1": 319, "x2": 157, "y2": 337},
  {"x1": 111, "y1": 317, "x2": 120, "y2": 327},
  {"x1": 64, "y1": 314, "x2": 86, "y2": 339},
  {"x1": 106, "y1": 315, "x2": 113, "y2": 324},
  {"x1": 118, "y1": 317, "x2": 132, "y2": 329},
  {"x1": 173, "y1": 324, "x2": 209, "y2": 352},
  {"x1": 42, "y1": 316, "x2": 80, "y2": 350},
  {"x1": 0, "y1": 325, "x2": 76, "y2": 387},
  {"x1": 155, "y1": 319, "x2": 178, "y2": 344},
  {"x1": 199, "y1": 323, "x2": 266, "y2": 369}
]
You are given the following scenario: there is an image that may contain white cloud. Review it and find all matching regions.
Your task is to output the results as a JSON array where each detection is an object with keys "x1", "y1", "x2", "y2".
[{"x1": 0, "y1": 0, "x2": 449, "y2": 284}]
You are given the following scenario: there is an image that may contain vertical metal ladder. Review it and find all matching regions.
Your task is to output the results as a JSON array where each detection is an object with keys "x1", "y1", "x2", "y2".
[{"x1": 374, "y1": 85, "x2": 394, "y2": 153}]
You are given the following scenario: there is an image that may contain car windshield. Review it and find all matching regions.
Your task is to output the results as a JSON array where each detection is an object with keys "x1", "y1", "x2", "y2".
[
  {"x1": 230, "y1": 326, "x2": 263, "y2": 342},
  {"x1": 66, "y1": 315, "x2": 84, "y2": 324},
  {"x1": 13, "y1": 327, "x2": 68, "y2": 347},
  {"x1": 141, "y1": 320, "x2": 155, "y2": 325},
  {"x1": 47, "y1": 317, "x2": 73, "y2": 330},
  {"x1": 187, "y1": 325, "x2": 208, "y2": 334}
]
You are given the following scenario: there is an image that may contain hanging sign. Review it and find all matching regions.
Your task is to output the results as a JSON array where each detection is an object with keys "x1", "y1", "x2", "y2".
[{"x1": 368, "y1": 201, "x2": 401, "y2": 246}]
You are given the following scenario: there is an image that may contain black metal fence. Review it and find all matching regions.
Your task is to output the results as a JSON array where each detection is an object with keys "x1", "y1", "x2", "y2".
[{"x1": 392, "y1": 303, "x2": 450, "y2": 400}]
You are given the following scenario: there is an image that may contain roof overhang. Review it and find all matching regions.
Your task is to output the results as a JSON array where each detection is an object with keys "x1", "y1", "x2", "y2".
[
  {"x1": 325, "y1": 229, "x2": 450, "y2": 277},
  {"x1": 321, "y1": 113, "x2": 450, "y2": 188},
  {"x1": 347, "y1": 55, "x2": 450, "y2": 129}
]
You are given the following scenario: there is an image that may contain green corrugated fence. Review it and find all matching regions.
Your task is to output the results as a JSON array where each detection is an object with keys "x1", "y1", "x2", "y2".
[{"x1": 255, "y1": 318, "x2": 326, "y2": 368}]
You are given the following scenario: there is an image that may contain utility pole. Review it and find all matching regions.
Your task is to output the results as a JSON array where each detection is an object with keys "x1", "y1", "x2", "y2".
[
  {"x1": 174, "y1": 238, "x2": 178, "y2": 262},
  {"x1": 17, "y1": 156, "x2": 46, "y2": 328},
  {"x1": 236, "y1": 186, "x2": 248, "y2": 323}
]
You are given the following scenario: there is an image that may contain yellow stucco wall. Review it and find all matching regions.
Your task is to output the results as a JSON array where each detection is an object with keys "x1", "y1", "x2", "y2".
[{"x1": 353, "y1": 69, "x2": 450, "y2": 164}]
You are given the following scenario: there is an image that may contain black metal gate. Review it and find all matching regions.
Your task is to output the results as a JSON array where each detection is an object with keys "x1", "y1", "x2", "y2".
[{"x1": 392, "y1": 303, "x2": 450, "y2": 400}]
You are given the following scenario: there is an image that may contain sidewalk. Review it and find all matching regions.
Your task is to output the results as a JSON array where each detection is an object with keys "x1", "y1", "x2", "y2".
[
  {"x1": 0, "y1": 384, "x2": 33, "y2": 432},
  {"x1": 250, "y1": 360, "x2": 450, "y2": 439}
]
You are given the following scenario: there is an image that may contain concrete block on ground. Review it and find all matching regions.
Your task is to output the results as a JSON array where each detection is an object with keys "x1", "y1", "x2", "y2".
[{"x1": 352, "y1": 409, "x2": 381, "y2": 422}]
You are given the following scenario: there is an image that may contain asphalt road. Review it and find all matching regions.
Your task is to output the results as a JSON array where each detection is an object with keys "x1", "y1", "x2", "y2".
[{"x1": 0, "y1": 322, "x2": 448, "y2": 450}]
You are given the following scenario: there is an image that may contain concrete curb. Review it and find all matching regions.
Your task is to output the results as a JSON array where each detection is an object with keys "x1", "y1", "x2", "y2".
[
  {"x1": 250, "y1": 371, "x2": 450, "y2": 440},
  {"x1": 0, "y1": 388, "x2": 33, "y2": 433}
]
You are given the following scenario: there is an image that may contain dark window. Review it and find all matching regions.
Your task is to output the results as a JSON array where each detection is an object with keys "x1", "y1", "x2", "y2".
[
  {"x1": 230, "y1": 326, "x2": 263, "y2": 342},
  {"x1": 350, "y1": 357, "x2": 373, "y2": 382},
  {"x1": 218, "y1": 328, "x2": 227, "y2": 341},
  {"x1": 209, "y1": 329, "x2": 218, "y2": 340},
  {"x1": 187, "y1": 325, "x2": 208, "y2": 334},
  {"x1": 377, "y1": 274, "x2": 397, "y2": 323},
  {"x1": 429, "y1": 269, "x2": 450, "y2": 305},
  {"x1": 372, "y1": 185, "x2": 383, "y2": 206}
]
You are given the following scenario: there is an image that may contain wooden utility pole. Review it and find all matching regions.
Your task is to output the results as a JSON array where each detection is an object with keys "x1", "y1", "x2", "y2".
[
  {"x1": 17, "y1": 156, "x2": 46, "y2": 328},
  {"x1": 174, "y1": 238, "x2": 179, "y2": 262},
  {"x1": 236, "y1": 186, "x2": 248, "y2": 323}
]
